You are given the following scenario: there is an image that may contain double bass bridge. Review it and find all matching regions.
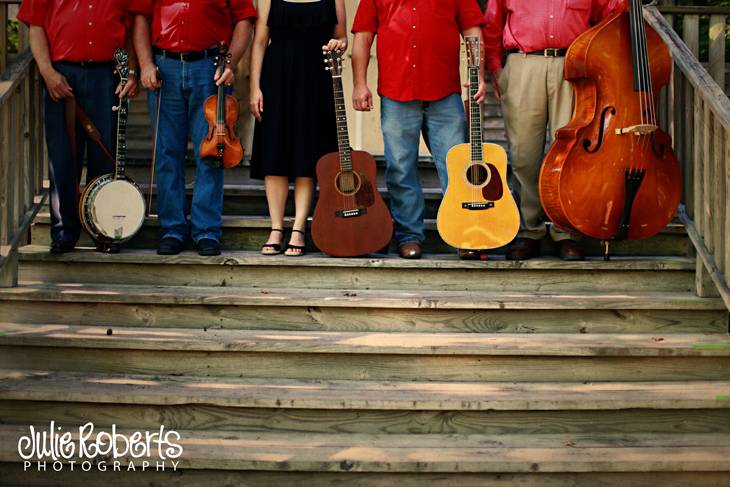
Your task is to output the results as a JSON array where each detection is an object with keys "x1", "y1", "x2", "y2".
[{"x1": 615, "y1": 124, "x2": 658, "y2": 136}]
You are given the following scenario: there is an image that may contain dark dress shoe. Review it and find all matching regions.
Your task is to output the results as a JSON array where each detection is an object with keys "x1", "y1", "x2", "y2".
[
  {"x1": 157, "y1": 237, "x2": 185, "y2": 255},
  {"x1": 398, "y1": 242, "x2": 422, "y2": 259},
  {"x1": 458, "y1": 249, "x2": 481, "y2": 260},
  {"x1": 50, "y1": 241, "x2": 75, "y2": 254},
  {"x1": 96, "y1": 243, "x2": 120, "y2": 254},
  {"x1": 196, "y1": 238, "x2": 221, "y2": 256},
  {"x1": 505, "y1": 237, "x2": 541, "y2": 261},
  {"x1": 559, "y1": 240, "x2": 585, "y2": 261}
]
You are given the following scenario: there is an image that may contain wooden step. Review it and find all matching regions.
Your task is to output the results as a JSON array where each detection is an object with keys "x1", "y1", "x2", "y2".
[
  {"x1": 4, "y1": 324, "x2": 729, "y2": 381},
  {"x1": 1, "y1": 370, "x2": 728, "y2": 410},
  {"x1": 2, "y1": 283, "x2": 726, "y2": 334},
  {"x1": 2, "y1": 469, "x2": 728, "y2": 487},
  {"x1": 29, "y1": 213, "x2": 690, "y2": 256},
  {"x1": 3, "y1": 324, "x2": 728, "y2": 356},
  {"x1": 1, "y1": 424, "x2": 728, "y2": 473},
  {"x1": 18, "y1": 247, "x2": 695, "y2": 292},
  {"x1": 1, "y1": 283, "x2": 722, "y2": 310}
]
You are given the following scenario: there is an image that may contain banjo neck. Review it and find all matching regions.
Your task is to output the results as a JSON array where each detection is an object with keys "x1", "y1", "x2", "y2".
[{"x1": 113, "y1": 48, "x2": 129, "y2": 180}]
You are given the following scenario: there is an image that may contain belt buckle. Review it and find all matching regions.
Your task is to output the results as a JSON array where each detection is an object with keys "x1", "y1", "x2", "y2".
[
  {"x1": 179, "y1": 52, "x2": 191, "y2": 62},
  {"x1": 544, "y1": 48, "x2": 558, "y2": 57}
]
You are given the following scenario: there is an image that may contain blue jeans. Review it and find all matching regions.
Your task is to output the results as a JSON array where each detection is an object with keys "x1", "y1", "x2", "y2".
[
  {"x1": 44, "y1": 62, "x2": 116, "y2": 243},
  {"x1": 381, "y1": 94, "x2": 467, "y2": 245},
  {"x1": 149, "y1": 53, "x2": 223, "y2": 244}
]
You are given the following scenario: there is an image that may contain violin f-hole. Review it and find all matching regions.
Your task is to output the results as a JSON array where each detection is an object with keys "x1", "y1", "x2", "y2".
[{"x1": 582, "y1": 106, "x2": 616, "y2": 153}]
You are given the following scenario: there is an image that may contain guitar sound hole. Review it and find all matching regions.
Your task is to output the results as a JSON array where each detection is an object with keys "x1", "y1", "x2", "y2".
[
  {"x1": 465, "y1": 164, "x2": 490, "y2": 186},
  {"x1": 336, "y1": 171, "x2": 362, "y2": 196}
]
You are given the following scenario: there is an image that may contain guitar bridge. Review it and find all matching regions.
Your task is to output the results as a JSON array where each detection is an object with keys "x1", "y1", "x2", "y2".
[
  {"x1": 462, "y1": 202, "x2": 495, "y2": 211},
  {"x1": 336, "y1": 208, "x2": 367, "y2": 218}
]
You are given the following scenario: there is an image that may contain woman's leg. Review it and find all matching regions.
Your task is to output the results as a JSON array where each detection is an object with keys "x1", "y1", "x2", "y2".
[
  {"x1": 264, "y1": 176, "x2": 289, "y2": 248},
  {"x1": 287, "y1": 177, "x2": 315, "y2": 252}
]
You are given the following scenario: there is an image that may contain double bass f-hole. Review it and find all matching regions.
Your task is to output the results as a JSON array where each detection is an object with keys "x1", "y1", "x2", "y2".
[{"x1": 582, "y1": 106, "x2": 616, "y2": 153}]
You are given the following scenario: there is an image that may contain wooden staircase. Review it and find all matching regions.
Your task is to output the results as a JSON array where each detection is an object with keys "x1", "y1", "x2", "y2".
[{"x1": 0, "y1": 172, "x2": 729, "y2": 485}]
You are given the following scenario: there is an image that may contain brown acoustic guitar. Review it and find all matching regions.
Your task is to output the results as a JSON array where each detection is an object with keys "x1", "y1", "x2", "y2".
[
  {"x1": 311, "y1": 49, "x2": 393, "y2": 257},
  {"x1": 436, "y1": 36, "x2": 519, "y2": 250}
]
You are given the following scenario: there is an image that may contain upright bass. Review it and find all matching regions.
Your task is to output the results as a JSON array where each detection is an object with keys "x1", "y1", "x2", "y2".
[{"x1": 539, "y1": 0, "x2": 681, "y2": 251}]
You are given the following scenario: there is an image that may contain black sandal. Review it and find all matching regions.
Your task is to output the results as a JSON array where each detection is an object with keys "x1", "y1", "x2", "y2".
[
  {"x1": 285, "y1": 229, "x2": 306, "y2": 257},
  {"x1": 261, "y1": 229, "x2": 285, "y2": 256}
]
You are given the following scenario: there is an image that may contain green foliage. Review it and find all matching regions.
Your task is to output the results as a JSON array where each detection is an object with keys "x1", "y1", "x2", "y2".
[{"x1": 7, "y1": 19, "x2": 19, "y2": 53}]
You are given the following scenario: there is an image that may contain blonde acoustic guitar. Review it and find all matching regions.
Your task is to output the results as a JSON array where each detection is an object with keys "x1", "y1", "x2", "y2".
[{"x1": 437, "y1": 36, "x2": 519, "y2": 250}]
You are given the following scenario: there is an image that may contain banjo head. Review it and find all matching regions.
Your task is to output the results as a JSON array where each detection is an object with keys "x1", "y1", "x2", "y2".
[{"x1": 86, "y1": 179, "x2": 145, "y2": 242}]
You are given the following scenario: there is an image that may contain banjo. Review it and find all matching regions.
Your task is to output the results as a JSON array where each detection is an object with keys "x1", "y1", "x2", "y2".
[{"x1": 79, "y1": 48, "x2": 145, "y2": 250}]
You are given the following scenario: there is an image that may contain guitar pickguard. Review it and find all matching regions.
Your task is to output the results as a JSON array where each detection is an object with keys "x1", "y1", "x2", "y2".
[
  {"x1": 355, "y1": 174, "x2": 375, "y2": 207},
  {"x1": 482, "y1": 163, "x2": 504, "y2": 201}
]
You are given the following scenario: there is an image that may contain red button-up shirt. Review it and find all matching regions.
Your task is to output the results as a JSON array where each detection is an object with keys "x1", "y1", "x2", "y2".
[
  {"x1": 17, "y1": 0, "x2": 130, "y2": 62},
  {"x1": 484, "y1": 0, "x2": 626, "y2": 73},
  {"x1": 352, "y1": 0, "x2": 484, "y2": 102},
  {"x1": 130, "y1": 0, "x2": 256, "y2": 53}
]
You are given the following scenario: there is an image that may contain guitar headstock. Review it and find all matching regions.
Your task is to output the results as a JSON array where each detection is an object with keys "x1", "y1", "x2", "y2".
[
  {"x1": 114, "y1": 48, "x2": 129, "y2": 80},
  {"x1": 214, "y1": 43, "x2": 232, "y2": 74},
  {"x1": 323, "y1": 49, "x2": 345, "y2": 77},
  {"x1": 465, "y1": 35, "x2": 481, "y2": 69}
]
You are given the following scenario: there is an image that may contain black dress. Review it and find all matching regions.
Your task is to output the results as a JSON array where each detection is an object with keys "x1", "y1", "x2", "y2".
[{"x1": 250, "y1": 0, "x2": 338, "y2": 180}]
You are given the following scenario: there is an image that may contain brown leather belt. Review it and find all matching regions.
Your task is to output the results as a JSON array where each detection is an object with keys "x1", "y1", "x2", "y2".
[{"x1": 506, "y1": 48, "x2": 568, "y2": 57}]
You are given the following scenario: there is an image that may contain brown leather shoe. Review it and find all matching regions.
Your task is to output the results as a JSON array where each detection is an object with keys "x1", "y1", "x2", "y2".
[
  {"x1": 505, "y1": 238, "x2": 541, "y2": 261},
  {"x1": 398, "y1": 242, "x2": 422, "y2": 259},
  {"x1": 559, "y1": 240, "x2": 585, "y2": 261}
]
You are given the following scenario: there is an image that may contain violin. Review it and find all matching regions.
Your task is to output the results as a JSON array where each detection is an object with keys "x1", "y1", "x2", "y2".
[
  {"x1": 200, "y1": 43, "x2": 244, "y2": 169},
  {"x1": 539, "y1": 0, "x2": 681, "y2": 250}
]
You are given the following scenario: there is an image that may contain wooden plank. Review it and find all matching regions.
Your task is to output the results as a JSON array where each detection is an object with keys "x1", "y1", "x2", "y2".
[
  {"x1": 681, "y1": 14, "x2": 699, "y2": 59},
  {"x1": 2, "y1": 324, "x2": 728, "y2": 357},
  {"x1": 681, "y1": 75, "x2": 694, "y2": 217},
  {"x1": 4, "y1": 399, "x2": 729, "y2": 437},
  {"x1": 0, "y1": 249, "x2": 17, "y2": 287},
  {"x1": 659, "y1": 6, "x2": 730, "y2": 15},
  {"x1": 708, "y1": 15, "x2": 727, "y2": 88},
  {"x1": 0, "y1": 85, "x2": 9, "y2": 246},
  {"x1": 17, "y1": 262, "x2": 694, "y2": 293},
  {"x1": 16, "y1": 246, "x2": 696, "y2": 271},
  {"x1": 0, "y1": 282, "x2": 724, "y2": 310},
  {"x1": 3, "y1": 346, "x2": 729, "y2": 382},
  {"x1": 5, "y1": 395, "x2": 730, "y2": 435},
  {"x1": 713, "y1": 117, "x2": 726, "y2": 275},
  {"x1": 1, "y1": 370, "x2": 729, "y2": 411},
  {"x1": 1, "y1": 425, "x2": 729, "y2": 472},
  {"x1": 3, "y1": 470, "x2": 730, "y2": 487},
  {"x1": 2, "y1": 301, "x2": 726, "y2": 335},
  {"x1": 726, "y1": 130, "x2": 730, "y2": 284}
]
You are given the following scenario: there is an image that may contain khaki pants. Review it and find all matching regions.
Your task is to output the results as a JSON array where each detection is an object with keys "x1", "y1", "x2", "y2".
[{"x1": 499, "y1": 53, "x2": 575, "y2": 241}]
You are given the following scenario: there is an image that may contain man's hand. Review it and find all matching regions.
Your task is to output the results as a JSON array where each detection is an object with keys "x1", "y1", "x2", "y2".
[
  {"x1": 250, "y1": 88, "x2": 264, "y2": 121},
  {"x1": 215, "y1": 66, "x2": 235, "y2": 87},
  {"x1": 140, "y1": 63, "x2": 160, "y2": 90},
  {"x1": 41, "y1": 69, "x2": 73, "y2": 101},
  {"x1": 490, "y1": 68, "x2": 503, "y2": 101},
  {"x1": 352, "y1": 83, "x2": 373, "y2": 112},
  {"x1": 474, "y1": 76, "x2": 487, "y2": 104},
  {"x1": 117, "y1": 76, "x2": 139, "y2": 99}
]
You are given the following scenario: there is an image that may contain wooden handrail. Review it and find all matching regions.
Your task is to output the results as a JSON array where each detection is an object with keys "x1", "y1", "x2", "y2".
[
  {"x1": 658, "y1": 6, "x2": 730, "y2": 15},
  {"x1": 645, "y1": 6, "x2": 730, "y2": 311},
  {"x1": 0, "y1": 48, "x2": 47, "y2": 287}
]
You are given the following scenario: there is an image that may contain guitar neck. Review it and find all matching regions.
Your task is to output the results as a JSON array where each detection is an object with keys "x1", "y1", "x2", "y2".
[
  {"x1": 331, "y1": 75, "x2": 352, "y2": 172},
  {"x1": 115, "y1": 78, "x2": 128, "y2": 179},
  {"x1": 469, "y1": 66, "x2": 482, "y2": 162}
]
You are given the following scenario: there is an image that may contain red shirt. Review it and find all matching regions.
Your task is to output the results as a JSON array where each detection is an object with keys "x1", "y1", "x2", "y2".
[
  {"x1": 130, "y1": 0, "x2": 256, "y2": 53},
  {"x1": 352, "y1": 0, "x2": 484, "y2": 102},
  {"x1": 484, "y1": 0, "x2": 626, "y2": 73},
  {"x1": 17, "y1": 0, "x2": 130, "y2": 62}
]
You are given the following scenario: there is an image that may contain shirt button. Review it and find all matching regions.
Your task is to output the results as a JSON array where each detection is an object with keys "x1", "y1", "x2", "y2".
[
  {"x1": 412, "y1": 44, "x2": 416, "y2": 48},
  {"x1": 549, "y1": 15, "x2": 554, "y2": 19},
  {"x1": 549, "y1": 35, "x2": 554, "y2": 39},
  {"x1": 412, "y1": 64, "x2": 416, "y2": 68},
  {"x1": 412, "y1": 6, "x2": 416, "y2": 10},
  {"x1": 88, "y1": 22, "x2": 93, "y2": 26},
  {"x1": 412, "y1": 25, "x2": 416, "y2": 29},
  {"x1": 88, "y1": 41, "x2": 93, "y2": 45},
  {"x1": 88, "y1": 4, "x2": 92, "y2": 7}
]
